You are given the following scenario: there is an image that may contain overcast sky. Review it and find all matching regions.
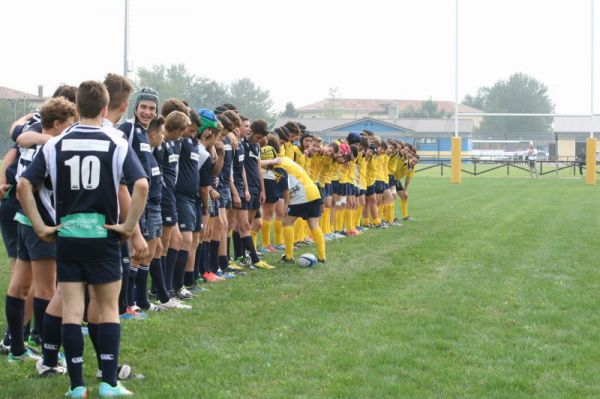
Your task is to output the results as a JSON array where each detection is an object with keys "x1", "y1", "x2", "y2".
[{"x1": 1, "y1": 0, "x2": 597, "y2": 113}]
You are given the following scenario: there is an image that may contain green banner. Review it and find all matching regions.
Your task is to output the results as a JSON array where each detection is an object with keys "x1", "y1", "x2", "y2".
[
  {"x1": 59, "y1": 213, "x2": 107, "y2": 238},
  {"x1": 13, "y1": 212, "x2": 32, "y2": 227}
]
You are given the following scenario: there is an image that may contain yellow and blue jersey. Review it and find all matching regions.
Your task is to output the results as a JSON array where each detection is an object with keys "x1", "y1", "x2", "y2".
[{"x1": 274, "y1": 157, "x2": 321, "y2": 205}]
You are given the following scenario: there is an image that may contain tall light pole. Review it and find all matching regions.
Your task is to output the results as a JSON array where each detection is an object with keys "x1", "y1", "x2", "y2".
[
  {"x1": 124, "y1": 0, "x2": 130, "y2": 78},
  {"x1": 451, "y1": 0, "x2": 462, "y2": 184},
  {"x1": 587, "y1": 0, "x2": 597, "y2": 184}
]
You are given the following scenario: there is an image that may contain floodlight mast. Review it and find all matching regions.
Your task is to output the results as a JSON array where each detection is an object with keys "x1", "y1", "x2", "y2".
[
  {"x1": 587, "y1": 0, "x2": 597, "y2": 184},
  {"x1": 454, "y1": 0, "x2": 459, "y2": 139},
  {"x1": 451, "y1": 0, "x2": 462, "y2": 184},
  {"x1": 124, "y1": 0, "x2": 129, "y2": 78},
  {"x1": 591, "y1": 0, "x2": 595, "y2": 140}
]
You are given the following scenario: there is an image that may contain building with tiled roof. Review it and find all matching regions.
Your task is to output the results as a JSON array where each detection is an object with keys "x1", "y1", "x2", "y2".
[
  {"x1": 297, "y1": 98, "x2": 481, "y2": 117},
  {"x1": 0, "y1": 86, "x2": 46, "y2": 103}
]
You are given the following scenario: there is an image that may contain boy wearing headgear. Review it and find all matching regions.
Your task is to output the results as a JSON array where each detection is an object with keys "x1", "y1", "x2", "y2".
[{"x1": 117, "y1": 87, "x2": 158, "y2": 318}]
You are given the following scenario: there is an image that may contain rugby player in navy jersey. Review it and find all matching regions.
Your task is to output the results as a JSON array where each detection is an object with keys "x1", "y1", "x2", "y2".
[
  {"x1": 157, "y1": 100, "x2": 188, "y2": 297},
  {"x1": 235, "y1": 119, "x2": 274, "y2": 270},
  {"x1": 4, "y1": 98, "x2": 77, "y2": 370},
  {"x1": 18, "y1": 81, "x2": 148, "y2": 397},
  {"x1": 1, "y1": 87, "x2": 79, "y2": 354},
  {"x1": 117, "y1": 87, "x2": 157, "y2": 319},
  {"x1": 212, "y1": 110, "x2": 239, "y2": 280},
  {"x1": 167, "y1": 108, "x2": 203, "y2": 300},
  {"x1": 201, "y1": 113, "x2": 229, "y2": 282},
  {"x1": 145, "y1": 111, "x2": 192, "y2": 310},
  {"x1": 192, "y1": 109, "x2": 222, "y2": 284}
]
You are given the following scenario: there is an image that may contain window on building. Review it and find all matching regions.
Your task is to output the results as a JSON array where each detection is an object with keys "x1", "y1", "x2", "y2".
[{"x1": 416, "y1": 138, "x2": 437, "y2": 144}]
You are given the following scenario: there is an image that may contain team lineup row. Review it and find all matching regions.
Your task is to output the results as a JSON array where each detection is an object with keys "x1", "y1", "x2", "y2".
[{"x1": 0, "y1": 74, "x2": 418, "y2": 398}]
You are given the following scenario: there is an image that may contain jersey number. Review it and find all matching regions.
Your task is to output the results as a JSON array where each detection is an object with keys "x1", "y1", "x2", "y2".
[{"x1": 65, "y1": 155, "x2": 101, "y2": 190}]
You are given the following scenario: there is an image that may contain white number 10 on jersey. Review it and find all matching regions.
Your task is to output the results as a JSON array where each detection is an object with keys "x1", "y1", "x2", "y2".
[{"x1": 65, "y1": 155, "x2": 101, "y2": 190}]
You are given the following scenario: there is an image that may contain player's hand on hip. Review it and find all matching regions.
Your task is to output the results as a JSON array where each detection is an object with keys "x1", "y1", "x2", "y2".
[
  {"x1": 36, "y1": 224, "x2": 61, "y2": 243},
  {"x1": 104, "y1": 223, "x2": 135, "y2": 241}
]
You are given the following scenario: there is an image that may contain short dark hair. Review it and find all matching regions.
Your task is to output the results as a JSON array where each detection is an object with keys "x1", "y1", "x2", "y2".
[
  {"x1": 76, "y1": 81, "x2": 109, "y2": 119},
  {"x1": 250, "y1": 119, "x2": 269, "y2": 136},
  {"x1": 164, "y1": 111, "x2": 190, "y2": 132},
  {"x1": 223, "y1": 110, "x2": 241, "y2": 128},
  {"x1": 40, "y1": 97, "x2": 78, "y2": 129},
  {"x1": 161, "y1": 98, "x2": 189, "y2": 117},
  {"x1": 274, "y1": 126, "x2": 290, "y2": 142},
  {"x1": 217, "y1": 114, "x2": 234, "y2": 132},
  {"x1": 284, "y1": 122, "x2": 300, "y2": 136},
  {"x1": 266, "y1": 133, "x2": 281, "y2": 154},
  {"x1": 52, "y1": 84, "x2": 77, "y2": 103},
  {"x1": 188, "y1": 108, "x2": 201, "y2": 127},
  {"x1": 148, "y1": 115, "x2": 166, "y2": 134},
  {"x1": 239, "y1": 114, "x2": 249, "y2": 122},
  {"x1": 103, "y1": 73, "x2": 133, "y2": 111}
]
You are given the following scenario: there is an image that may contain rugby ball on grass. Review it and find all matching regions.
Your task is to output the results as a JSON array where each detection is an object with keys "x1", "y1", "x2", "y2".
[{"x1": 297, "y1": 253, "x2": 317, "y2": 268}]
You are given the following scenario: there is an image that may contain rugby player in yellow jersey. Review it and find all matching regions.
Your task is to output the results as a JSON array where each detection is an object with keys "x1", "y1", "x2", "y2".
[
  {"x1": 384, "y1": 140, "x2": 402, "y2": 225},
  {"x1": 398, "y1": 144, "x2": 418, "y2": 221},
  {"x1": 372, "y1": 137, "x2": 394, "y2": 227},
  {"x1": 263, "y1": 134, "x2": 326, "y2": 264},
  {"x1": 335, "y1": 143, "x2": 360, "y2": 236},
  {"x1": 347, "y1": 132, "x2": 368, "y2": 232}
]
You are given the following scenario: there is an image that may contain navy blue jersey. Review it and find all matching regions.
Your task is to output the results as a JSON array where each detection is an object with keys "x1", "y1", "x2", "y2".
[
  {"x1": 159, "y1": 140, "x2": 180, "y2": 196},
  {"x1": 117, "y1": 120, "x2": 152, "y2": 182},
  {"x1": 5, "y1": 144, "x2": 20, "y2": 189},
  {"x1": 198, "y1": 143, "x2": 212, "y2": 188},
  {"x1": 22, "y1": 124, "x2": 146, "y2": 262},
  {"x1": 148, "y1": 151, "x2": 162, "y2": 202},
  {"x1": 219, "y1": 136, "x2": 234, "y2": 189},
  {"x1": 11, "y1": 112, "x2": 42, "y2": 143},
  {"x1": 15, "y1": 144, "x2": 55, "y2": 226},
  {"x1": 175, "y1": 137, "x2": 200, "y2": 197},
  {"x1": 232, "y1": 140, "x2": 245, "y2": 192},
  {"x1": 242, "y1": 138, "x2": 261, "y2": 194}
]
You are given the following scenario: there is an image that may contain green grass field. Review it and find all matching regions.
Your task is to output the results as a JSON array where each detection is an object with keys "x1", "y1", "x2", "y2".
[{"x1": 1, "y1": 176, "x2": 599, "y2": 398}]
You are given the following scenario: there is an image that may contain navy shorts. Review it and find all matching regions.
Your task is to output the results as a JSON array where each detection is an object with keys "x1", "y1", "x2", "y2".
[
  {"x1": 375, "y1": 180, "x2": 386, "y2": 194},
  {"x1": 218, "y1": 187, "x2": 232, "y2": 209},
  {"x1": 396, "y1": 180, "x2": 404, "y2": 191},
  {"x1": 288, "y1": 199, "x2": 322, "y2": 220},
  {"x1": 366, "y1": 184, "x2": 376, "y2": 197},
  {"x1": 176, "y1": 193, "x2": 197, "y2": 232},
  {"x1": 16, "y1": 223, "x2": 56, "y2": 261},
  {"x1": 141, "y1": 201, "x2": 162, "y2": 240},
  {"x1": 161, "y1": 192, "x2": 177, "y2": 227},
  {"x1": 194, "y1": 197, "x2": 203, "y2": 232},
  {"x1": 57, "y1": 257, "x2": 122, "y2": 285},
  {"x1": 238, "y1": 193, "x2": 261, "y2": 211},
  {"x1": 0, "y1": 198, "x2": 18, "y2": 258},
  {"x1": 208, "y1": 197, "x2": 219, "y2": 218},
  {"x1": 324, "y1": 183, "x2": 332, "y2": 198},
  {"x1": 331, "y1": 181, "x2": 339, "y2": 196},
  {"x1": 264, "y1": 179, "x2": 281, "y2": 204},
  {"x1": 388, "y1": 174, "x2": 396, "y2": 187}
]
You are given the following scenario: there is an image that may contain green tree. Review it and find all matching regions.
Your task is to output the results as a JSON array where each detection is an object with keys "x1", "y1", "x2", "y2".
[
  {"x1": 281, "y1": 102, "x2": 299, "y2": 118},
  {"x1": 227, "y1": 78, "x2": 274, "y2": 122},
  {"x1": 399, "y1": 98, "x2": 449, "y2": 118},
  {"x1": 130, "y1": 64, "x2": 274, "y2": 121},
  {"x1": 463, "y1": 73, "x2": 554, "y2": 138}
]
